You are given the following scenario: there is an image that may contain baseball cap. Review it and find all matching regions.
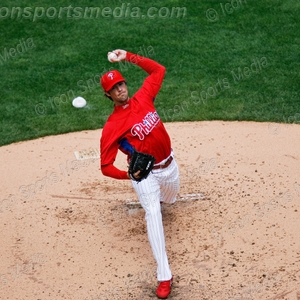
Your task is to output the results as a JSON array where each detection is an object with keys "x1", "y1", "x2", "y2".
[{"x1": 100, "y1": 70, "x2": 126, "y2": 92}]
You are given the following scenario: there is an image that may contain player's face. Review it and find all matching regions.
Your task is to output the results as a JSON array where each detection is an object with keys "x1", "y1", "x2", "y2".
[{"x1": 106, "y1": 81, "x2": 129, "y2": 106}]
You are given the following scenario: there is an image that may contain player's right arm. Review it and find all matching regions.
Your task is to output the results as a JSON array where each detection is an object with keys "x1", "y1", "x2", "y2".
[
  {"x1": 101, "y1": 164, "x2": 129, "y2": 180},
  {"x1": 100, "y1": 126, "x2": 130, "y2": 180}
]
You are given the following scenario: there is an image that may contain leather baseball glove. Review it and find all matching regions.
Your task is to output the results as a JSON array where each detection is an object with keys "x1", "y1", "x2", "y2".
[{"x1": 128, "y1": 150, "x2": 155, "y2": 182}]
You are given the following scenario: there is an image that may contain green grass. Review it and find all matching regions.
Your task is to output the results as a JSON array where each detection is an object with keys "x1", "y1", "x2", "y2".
[{"x1": 0, "y1": 0, "x2": 299, "y2": 146}]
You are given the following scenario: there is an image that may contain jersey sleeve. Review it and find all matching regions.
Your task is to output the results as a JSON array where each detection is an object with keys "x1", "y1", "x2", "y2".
[
  {"x1": 100, "y1": 122, "x2": 130, "y2": 180},
  {"x1": 126, "y1": 52, "x2": 166, "y2": 101},
  {"x1": 101, "y1": 164, "x2": 128, "y2": 180}
]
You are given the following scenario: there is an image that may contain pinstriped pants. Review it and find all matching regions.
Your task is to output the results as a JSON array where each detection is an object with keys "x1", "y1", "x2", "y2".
[{"x1": 131, "y1": 156, "x2": 180, "y2": 281}]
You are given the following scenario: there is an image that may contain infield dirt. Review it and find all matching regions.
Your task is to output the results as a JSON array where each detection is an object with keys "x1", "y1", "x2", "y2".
[{"x1": 0, "y1": 121, "x2": 299, "y2": 299}]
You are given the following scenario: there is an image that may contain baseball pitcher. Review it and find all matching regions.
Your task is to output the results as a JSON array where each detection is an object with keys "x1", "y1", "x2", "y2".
[{"x1": 99, "y1": 49, "x2": 180, "y2": 299}]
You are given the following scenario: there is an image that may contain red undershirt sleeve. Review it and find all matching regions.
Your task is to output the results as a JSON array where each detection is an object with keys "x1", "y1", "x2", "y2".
[
  {"x1": 101, "y1": 164, "x2": 129, "y2": 180},
  {"x1": 125, "y1": 52, "x2": 166, "y2": 98}
]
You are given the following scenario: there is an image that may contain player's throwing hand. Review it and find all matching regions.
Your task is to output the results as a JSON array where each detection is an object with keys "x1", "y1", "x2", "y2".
[{"x1": 107, "y1": 49, "x2": 127, "y2": 62}]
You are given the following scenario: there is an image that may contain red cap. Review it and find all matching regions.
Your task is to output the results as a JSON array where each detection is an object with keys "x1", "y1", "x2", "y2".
[{"x1": 100, "y1": 70, "x2": 126, "y2": 92}]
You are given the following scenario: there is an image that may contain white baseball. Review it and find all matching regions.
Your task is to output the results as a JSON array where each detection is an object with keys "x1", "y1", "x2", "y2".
[
  {"x1": 72, "y1": 96, "x2": 87, "y2": 108},
  {"x1": 108, "y1": 52, "x2": 118, "y2": 62}
]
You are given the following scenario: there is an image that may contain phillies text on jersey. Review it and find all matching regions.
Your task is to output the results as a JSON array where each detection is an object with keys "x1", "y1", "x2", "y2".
[{"x1": 131, "y1": 111, "x2": 160, "y2": 140}]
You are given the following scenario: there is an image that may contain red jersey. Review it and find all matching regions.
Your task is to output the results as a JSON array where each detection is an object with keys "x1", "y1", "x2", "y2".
[{"x1": 100, "y1": 52, "x2": 171, "y2": 179}]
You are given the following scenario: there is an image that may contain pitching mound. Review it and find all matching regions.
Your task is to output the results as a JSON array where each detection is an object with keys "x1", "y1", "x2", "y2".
[{"x1": 1, "y1": 121, "x2": 299, "y2": 299}]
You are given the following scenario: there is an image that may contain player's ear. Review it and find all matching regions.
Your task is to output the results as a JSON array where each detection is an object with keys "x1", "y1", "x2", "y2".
[{"x1": 104, "y1": 92, "x2": 113, "y2": 101}]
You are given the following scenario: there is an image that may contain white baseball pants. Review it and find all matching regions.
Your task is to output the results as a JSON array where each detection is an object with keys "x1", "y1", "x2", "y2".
[{"x1": 131, "y1": 155, "x2": 180, "y2": 281}]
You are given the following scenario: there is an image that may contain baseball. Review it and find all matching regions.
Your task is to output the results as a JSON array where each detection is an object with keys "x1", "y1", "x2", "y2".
[
  {"x1": 72, "y1": 96, "x2": 87, "y2": 108},
  {"x1": 108, "y1": 52, "x2": 118, "y2": 62}
]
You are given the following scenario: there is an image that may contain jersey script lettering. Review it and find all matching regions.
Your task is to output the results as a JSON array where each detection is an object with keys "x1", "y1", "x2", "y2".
[{"x1": 131, "y1": 111, "x2": 160, "y2": 140}]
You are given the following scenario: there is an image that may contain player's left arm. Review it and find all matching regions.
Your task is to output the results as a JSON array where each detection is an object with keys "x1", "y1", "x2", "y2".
[
  {"x1": 109, "y1": 49, "x2": 166, "y2": 99},
  {"x1": 129, "y1": 52, "x2": 166, "y2": 100}
]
